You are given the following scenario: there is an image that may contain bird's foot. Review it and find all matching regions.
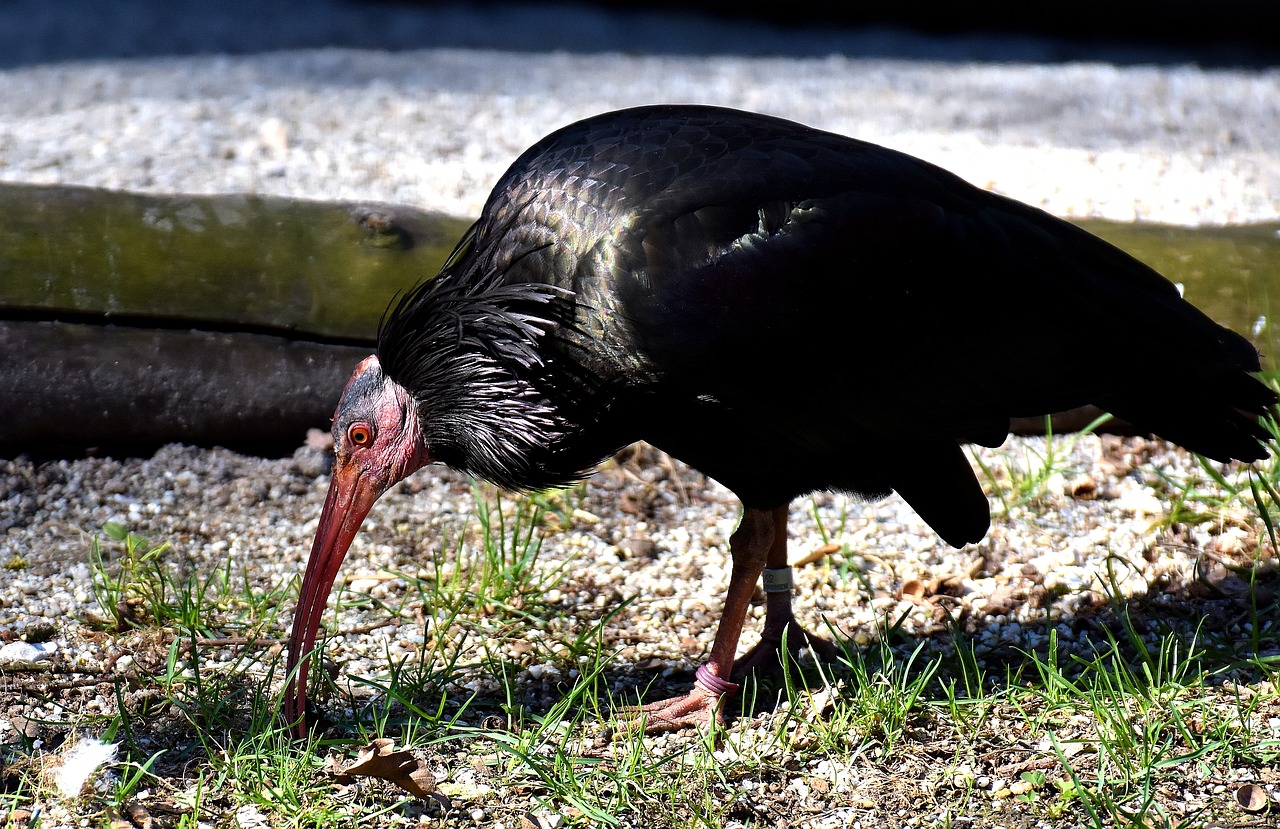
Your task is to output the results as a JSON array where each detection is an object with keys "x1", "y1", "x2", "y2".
[
  {"x1": 732, "y1": 621, "x2": 840, "y2": 680},
  {"x1": 622, "y1": 664, "x2": 740, "y2": 733}
]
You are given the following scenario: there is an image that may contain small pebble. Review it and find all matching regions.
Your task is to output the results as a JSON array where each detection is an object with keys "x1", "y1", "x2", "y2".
[{"x1": 0, "y1": 641, "x2": 57, "y2": 665}]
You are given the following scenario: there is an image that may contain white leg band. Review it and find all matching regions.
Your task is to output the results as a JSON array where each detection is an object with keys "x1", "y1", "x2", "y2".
[{"x1": 762, "y1": 566, "x2": 793, "y2": 593}]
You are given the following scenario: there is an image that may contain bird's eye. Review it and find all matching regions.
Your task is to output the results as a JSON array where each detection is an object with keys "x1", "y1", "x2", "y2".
[{"x1": 348, "y1": 423, "x2": 374, "y2": 447}]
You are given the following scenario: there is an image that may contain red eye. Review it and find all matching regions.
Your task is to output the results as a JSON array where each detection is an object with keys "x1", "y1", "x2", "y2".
[{"x1": 348, "y1": 423, "x2": 373, "y2": 446}]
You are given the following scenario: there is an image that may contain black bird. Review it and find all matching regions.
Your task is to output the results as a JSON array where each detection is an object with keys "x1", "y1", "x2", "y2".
[{"x1": 285, "y1": 104, "x2": 1277, "y2": 736}]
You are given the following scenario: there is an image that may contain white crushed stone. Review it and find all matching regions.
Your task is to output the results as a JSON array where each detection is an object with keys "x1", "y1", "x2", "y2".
[
  {"x1": 0, "y1": 51, "x2": 1277, "y2": 226},
  {"x1": 50, "y1": 736, "x2": 118, "y2": 799},
  {"x1": 0, "y1": 639, "x2": 57, "y2": 665}
]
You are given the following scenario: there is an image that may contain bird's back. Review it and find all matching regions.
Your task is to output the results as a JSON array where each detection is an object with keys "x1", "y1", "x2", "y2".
[{"x1": 382, "y1": 105, "x2": 1276, "y2": 545}]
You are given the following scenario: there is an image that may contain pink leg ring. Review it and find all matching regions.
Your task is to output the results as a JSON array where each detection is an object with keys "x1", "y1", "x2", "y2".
[{"x1": 695, "y1": 663, "x2": 741, "y2": 696}]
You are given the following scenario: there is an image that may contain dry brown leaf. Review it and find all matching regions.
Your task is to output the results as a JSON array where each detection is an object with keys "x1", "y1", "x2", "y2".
[
  {"x1": 932, "y1": 574, "x2": 967, "y2": 597},
  {"x1": 520, "y1": 812, "x2": 550, "y2": 829},
  {"x1": 1058, "y1": 741, "x2": 1086, "y2": 759},
  {"x1": 322, "y1": 752, "x2": 346, "y2": 778},
  {"x1": 899, "y1": 574, "x2": 973, "y2": 606},
  {"x1": 334, "y1": 738, "x2": 437, "y2": 800},
  {"x1": 105, "y1": 804, "x2": 156, "y2": 829},
  {"x1": 124, "y1": 803, "x2": 153, "y2": 829},
  {"x1": 806, "y1": 684, "x2": 837, "y2": 717},
  {"x1": 981, "y1": 583, "x2": 1023, "y2": 617},
  {"x1": 793, "y1": 542, "x2": 841, "y2": 567}
]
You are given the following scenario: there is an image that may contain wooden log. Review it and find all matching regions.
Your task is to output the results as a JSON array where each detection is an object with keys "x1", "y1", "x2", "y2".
[
  {"x1": 0, "y1": 182, "x2": 1274, "y2": 453},
  {"x1": 0, "y1": 320, "x2": 367, "y2": 453},
  {"x1": 0, "y1": 182, "x2": 472, "y2": 340},
  {"x1": 0, "y1": 183, "x2": 472, "y2": 452}
]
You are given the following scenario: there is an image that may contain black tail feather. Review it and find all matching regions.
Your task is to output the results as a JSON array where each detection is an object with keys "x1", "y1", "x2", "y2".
[
  {"x1": 894, "y1": 440, "x2": 992, "y2": 548},
  {"x1": 1105, "y1": 370, "x2": 1277, "y2": 463}
]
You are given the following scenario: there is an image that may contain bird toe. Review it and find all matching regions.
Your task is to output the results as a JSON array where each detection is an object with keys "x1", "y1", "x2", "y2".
[
  {"x1": 731, "y1": 622, "x2": 840, "y2": 680},
  {"x1": 620, "y1": 679, "x2": 731, "y2": 734}
]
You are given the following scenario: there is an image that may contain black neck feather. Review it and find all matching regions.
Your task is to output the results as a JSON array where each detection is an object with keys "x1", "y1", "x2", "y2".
[{"x1": 377, "y1": 231, "x2": 607, "y2": 492}]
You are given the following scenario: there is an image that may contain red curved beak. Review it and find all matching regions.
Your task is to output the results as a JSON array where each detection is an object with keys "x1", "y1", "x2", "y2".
[
  {"x1": 282, "y1": 355, "x2": 426, "y2": 739},
  {"x1": 283, "y1": 458, "x2": 381, "y2": 739}
]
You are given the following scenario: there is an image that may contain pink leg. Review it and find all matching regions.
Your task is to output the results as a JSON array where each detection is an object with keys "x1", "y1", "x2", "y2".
[
  {"x1": 627, "y1": 506, "x2": 777, "y2": 732},
  {"x1": 732, "y1": 508, "x2": 839, "y2": 677}
]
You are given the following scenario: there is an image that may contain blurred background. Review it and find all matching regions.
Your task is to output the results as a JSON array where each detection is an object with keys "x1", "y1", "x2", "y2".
[{"x1": 3, "y1": 0, "x2": 1279, "y2": 67}]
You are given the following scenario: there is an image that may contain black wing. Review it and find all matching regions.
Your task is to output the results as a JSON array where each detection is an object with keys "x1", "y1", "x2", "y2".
[
  {"x1": 427, "y1": 105, "x2": 1274, "y2": 542},
  {"x1": 564, "y1": 107, "x2": 1274, "y2": 462}
]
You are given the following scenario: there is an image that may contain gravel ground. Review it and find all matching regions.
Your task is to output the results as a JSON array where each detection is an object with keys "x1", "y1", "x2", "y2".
[
  {"x1": 2, "y1": 51, "x2": 1278, "y2": 226},
  {"x1": 2, "y1": 433, "x2": 1274, "y2": 826},
  {"x1": 1, "y1": 28, "x2": 1279, "y2": 828}
]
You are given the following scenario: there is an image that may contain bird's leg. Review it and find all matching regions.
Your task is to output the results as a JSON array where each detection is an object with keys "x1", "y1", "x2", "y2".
[
  {"x1": 731, "y1": 505, "x2": 840, "y2": 678},
  {"x1": 626, "y1": 506, "x2": 776, "y2": 733}
]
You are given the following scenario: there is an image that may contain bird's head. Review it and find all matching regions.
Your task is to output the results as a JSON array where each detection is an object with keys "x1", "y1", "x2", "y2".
[{"x1": 284, "y1": 354, "x2": 429, "y2": 737}]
